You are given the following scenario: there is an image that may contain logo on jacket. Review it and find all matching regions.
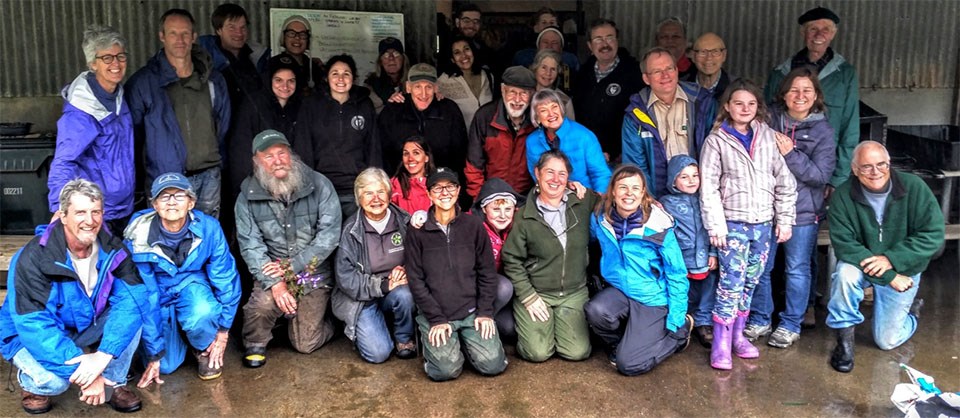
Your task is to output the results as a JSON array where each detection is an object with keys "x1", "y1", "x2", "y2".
[
  {"x1": 351, "y1": 115, "x2": 365, "y2": 131},
  {"x1": 606, "y1": 83, "x2": 621, "y2": 96},
  {"x1": 391, "y1": 232, "x2": 403, "y2": 247}
]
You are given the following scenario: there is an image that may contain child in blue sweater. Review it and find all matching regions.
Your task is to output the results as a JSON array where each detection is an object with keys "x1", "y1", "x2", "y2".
[{"x1": 660, "y1": 155, "x2": 718, "y2": 348}]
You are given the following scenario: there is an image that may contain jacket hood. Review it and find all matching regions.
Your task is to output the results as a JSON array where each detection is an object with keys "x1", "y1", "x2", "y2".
[
  {"x1": 61, "y1": 71, "x2": 123, "y2": 122},
  {"x1": 471, "y1": 178, "x2": 526, "y2": 216},
  {"x1": 665, "y1": 154, "x2": 699, "y2": 195}
]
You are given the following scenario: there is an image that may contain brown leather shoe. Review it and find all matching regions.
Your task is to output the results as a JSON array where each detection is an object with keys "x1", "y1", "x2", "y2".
[
  {"x1": 21, "y1": 390, "x2": 51, "y2": 414},
  {"x1": 108, "y1": 386, "x2": 142, "y2": 413}
]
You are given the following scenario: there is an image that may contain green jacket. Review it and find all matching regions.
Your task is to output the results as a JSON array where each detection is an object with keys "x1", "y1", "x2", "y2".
[
  {"x1": 502, "y1": 190, "x2": 598, "y2": 304},
  {"x1": 766, "y1": 52, "x2": 859, "y2": 189},
  {"x1": 828, "y1": 170, "x2": 944, "y2": 285}
]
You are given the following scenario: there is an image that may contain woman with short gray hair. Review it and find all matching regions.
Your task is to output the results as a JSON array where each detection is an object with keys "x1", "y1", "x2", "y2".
[
  {"x1": 525, "y1": 89, "x2": 611, "y2": 192},
  {"x1": 48, "y1": 24, "x2": 135, "y2": 238},
  {"x1": 332, "y1": 168, "x2": 417, "y2": 363},
  {"x1": 529, "y1": 49, "x2": 575, "y2": 120}
]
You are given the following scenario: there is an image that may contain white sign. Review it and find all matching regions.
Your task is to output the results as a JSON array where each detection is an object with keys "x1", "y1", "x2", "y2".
[{"x1": 269, "y1": 8, "x2": 404, "y2": 80}]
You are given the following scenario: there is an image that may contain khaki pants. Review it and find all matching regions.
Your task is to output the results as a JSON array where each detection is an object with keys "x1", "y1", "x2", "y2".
[
  {"x1": 242, "y1": 285, "x2": 335, "y2": 353},
  {"x1": 513, "y1": 286, "x2": 591, "y2": 362}
]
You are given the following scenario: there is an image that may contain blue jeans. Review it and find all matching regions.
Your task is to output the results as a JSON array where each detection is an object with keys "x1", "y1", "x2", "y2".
[
  {"x1": 826, "y1": 261, "x2": 921, "y2": 350},
  {"x1": 713, "y1": 221, "x2": 772, "y2": 322},
  {"x1": 14, "y1": 328, "x2": 141, "y2": 396},
  {"x1": 355, "y1": 285, "x2": 415, "y2": 363},
  {"x1": 688, "y1": 270, "x2": 717, "y2": 327},
  {"x1": 187, "y1": 166, "x2": 221, "y2": 218},
  {"x1": 749, "y1": 223, "x2": 819, "y2": 332},
  {"x1": 158, "y1": 282, "x2": 224, "y2": 374}
]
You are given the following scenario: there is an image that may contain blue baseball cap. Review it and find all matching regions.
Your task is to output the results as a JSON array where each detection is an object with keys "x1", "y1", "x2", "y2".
[{"x1": 151, "y1": 172, "x2": 193, "y2": 200}]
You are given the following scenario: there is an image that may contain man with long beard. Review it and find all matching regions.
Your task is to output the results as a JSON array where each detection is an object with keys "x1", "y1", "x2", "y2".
[
  {"x1": 235, "y1": 129, "x2": 341, "y2": 368},
  {"x1": 464, "y1": 66, "x2": 538, "y2": 198}
]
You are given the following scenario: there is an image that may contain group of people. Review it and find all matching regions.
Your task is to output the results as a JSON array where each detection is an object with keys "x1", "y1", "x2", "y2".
[{"x1": 1, "y1": 2, "x2": 947, "y2": 415}]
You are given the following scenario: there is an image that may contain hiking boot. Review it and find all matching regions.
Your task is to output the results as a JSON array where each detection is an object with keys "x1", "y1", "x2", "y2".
[
  {"x1": 21, "y1": 390, "x2": 51, "y2": 414},
  {"x1": 243, "y1": 346, "x2": 267, "y2": 368},
  {"x1": 676, "y1": 314, "x2": 695, "y2": 353},
  {"x1": 830, "y1": 326, "x2": 855, "y2": 373},
  {"x1": 196, "y1": 350, "x2": 223, "y2": 380},
  {"x1": 801, "y1": 306, "x2": 817, "y2": 329},
  {"x1": 694, "y1": 325, "x2": 713, "y2": 348},
  {"x1": 742, "y1": 323, "x2": 772, "y2": 342},
  {"x1": 768, "y1": 327, "x2": 800, "y2": 349},
  {"x1": 909, "y1": 298, "x2": 924, "y2": 320},
  {"x1": 396, "y1": 341, "x2": 417, "y2": 359},
  {"x1": 108, "y1": 386, "x2": 142, "y2": 413}
]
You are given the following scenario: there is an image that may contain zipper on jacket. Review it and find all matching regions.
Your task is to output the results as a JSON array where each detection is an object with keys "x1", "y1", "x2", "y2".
[{"x1": 879, "y1": 226, "x2": 883, "y2": 242}]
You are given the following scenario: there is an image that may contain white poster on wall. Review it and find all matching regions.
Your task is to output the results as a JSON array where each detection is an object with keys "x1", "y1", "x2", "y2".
[{"x1": 269, "y1": 8, "x2": 404, "y2": 80}]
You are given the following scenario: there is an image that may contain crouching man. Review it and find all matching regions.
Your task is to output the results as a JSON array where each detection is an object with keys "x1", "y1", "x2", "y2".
[
  {"x1": 125, "y1": 172, "x2": 241, "y2": 384},
  {"x1": 236, "y1": 130, "x2": 341, "y2": 367},
  {"x1": 0, "y1": 179, "x2": 145, "y2": 414}
]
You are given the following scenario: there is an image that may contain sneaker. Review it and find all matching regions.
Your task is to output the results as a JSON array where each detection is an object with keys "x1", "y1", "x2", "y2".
[
  {"x1": 243, "y1": 346, "x2": 267, "y2": 368},
  {"x1": 21, "y1": 390, "x2": 51, "y2": 415},
  {"x1": 801, "y1": 306, "x2": 817, "y2": 329},
  {"x1": 607, "y1": 345, "x2": 618, "y2": 369},
  {"x1": 767, "y1": 327, "x2": 800, "y2": 348},
  {"x1": 196, "y1": 350, "x2": 223, "y2": 380},
  {"x1": 694, "y1": 325, "x2": 713, "y2": 348},
  {"x1": 676, "y1": 314, "x2": 695, "y2": 353},
  {"x1": 742, "y1": 323, "x2": 772, "y2": 342},
  {"x1": 107, "y1": 386, "x2": 142, "y2": 413},
  {"x1": 396, "y1": 341, "x2": 417, "y2": 359}
]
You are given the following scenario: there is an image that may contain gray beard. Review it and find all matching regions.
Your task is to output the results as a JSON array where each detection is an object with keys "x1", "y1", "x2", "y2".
[{"x1": 254, "y1": 156, "x2": 306, "y2": 202}]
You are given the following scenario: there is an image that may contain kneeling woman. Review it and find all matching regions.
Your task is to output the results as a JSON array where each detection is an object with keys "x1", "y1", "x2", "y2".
[
  {"x1": 333, "y1": 168, "x2": 417, "y2": 363},
  {"x1": 584, "y1": 165, "x2": 692, "y2": 376},
  {"x1": 503, "y1": 150, "x2": 597, "y2": 362}
]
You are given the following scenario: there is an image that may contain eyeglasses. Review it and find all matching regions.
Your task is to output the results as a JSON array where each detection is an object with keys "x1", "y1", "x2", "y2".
[
  {"x1": 157, "y1": 192, "x2": 189, "y2": 203},
  {"x1": 458, "y1": 17, "x2": 481, "y2": 25},
  {"x1": 96, "y1": 53, "x2": 128, "y2": 64},
  {"x1": 645, "y1": 65, "x2": 677, "y2": 78},
  {"x1": 857, "y1": 161, "x2": 890, "y2": 174},
  {"x1": 284, "y1": 30, "x2": 310, "y2": 40},
  {"x1": 590, "y1": 35, "x2": 616, "y2": 45},
  {"x1": 430, "y1": 184, "x2": 459, "y2": 194},
  {"x1": 504, "y1": 88, "x2": 530, "y2": 101},
  {"x1": 693, "y1": 48, "x2": 725, "y2": 58},
  {"x1": 381, "y1": 50, "x2": 402, "y2": 59}
]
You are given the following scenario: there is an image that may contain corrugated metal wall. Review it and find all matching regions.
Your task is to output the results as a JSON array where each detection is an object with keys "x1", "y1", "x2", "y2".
[
  {"x1": 0, "y1": 0, "x2": 436, "y2": 97},
  {"x1": 598, "y1": 0, "x2": 959, "y2": 89}
]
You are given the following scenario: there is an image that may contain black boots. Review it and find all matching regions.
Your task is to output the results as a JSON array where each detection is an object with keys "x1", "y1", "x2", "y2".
[{"x1": 830, "y1": 326, "x2": 855, "y2": 373}]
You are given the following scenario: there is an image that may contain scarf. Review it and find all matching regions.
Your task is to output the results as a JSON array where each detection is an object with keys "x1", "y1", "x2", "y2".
[{"x1": 609, "y1": 209, "x2": 644, "y2": 240}]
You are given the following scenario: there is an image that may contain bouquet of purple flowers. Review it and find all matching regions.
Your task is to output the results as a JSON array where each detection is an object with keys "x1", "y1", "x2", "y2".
[{"x1": 278, "y1": 256, "x2": 322, "y2": 298}]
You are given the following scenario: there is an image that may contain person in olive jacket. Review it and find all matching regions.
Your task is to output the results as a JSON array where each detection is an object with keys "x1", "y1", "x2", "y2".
[
  {"x1": 404, "y1": 168, "x2": 508, "y2": 381},
  {"x1": 502, "y1": 149, "x2": 597, "y2": 363}
]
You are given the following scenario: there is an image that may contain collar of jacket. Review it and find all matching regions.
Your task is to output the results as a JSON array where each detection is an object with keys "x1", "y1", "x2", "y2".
[
  {"x1": 150, "y1": 48, "x2": 214, "y2": 87},
  {"x1": 125, "y1": 208, "x2": 204, "y2": 255},
  {"x1": 774, "y1": 50, "x2": 848, "y2": 79},
  {"x1": 519, "y1": 188, "x2": 581, "y2": 221},
  {"x1": 490, "y1": 99, "x2": 534, "y2": 134},
  {"x1": 62, "y1": 71, "x2": 124, "y2": 121},
  {"x1": 347, "y1": 204, "x2": 411, "y2": 241},
  {"x1": 595, "y1": 204, "x2": 674, "y2": 245},
  {"x1": 244, "y1": 163, "x2": 317, "y2": 202},
  {"x1": 399, "y1": 96, "x2": 448, "y2": 122},
  {"x1": 848, "y1": 169, "x2": 907, "y2": 206},
  {"x1": 319, "y1": 84, "x2": 372, "y2": 105},
  {"x1": 37, "y1": 220, "x2": 125, "y2": 276},
  {"x1": 421, "y1": 206, "x2": 464, "y2": 232}
]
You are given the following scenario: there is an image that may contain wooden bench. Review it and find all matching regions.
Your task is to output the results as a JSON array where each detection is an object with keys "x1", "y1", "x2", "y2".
[{"x1": 0, "y1": 235, "x2": 33, "y2": 273}]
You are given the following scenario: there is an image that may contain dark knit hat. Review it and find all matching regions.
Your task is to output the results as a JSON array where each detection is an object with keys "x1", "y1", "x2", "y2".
[
  {"x1": 798, "y1": 7, "x2": 840, "y2": 25},
  {"x1": 378, "y1": 37, "x2": 404, "y2": 56}
]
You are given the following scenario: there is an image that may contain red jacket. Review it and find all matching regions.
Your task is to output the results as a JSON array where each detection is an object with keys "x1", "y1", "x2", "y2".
[
  {"x1": 465, "y1": 100, "x2": 536, "y2": 198},
  {"x1": 390, "y1": 176, "x2": 431, "y2": 215}
]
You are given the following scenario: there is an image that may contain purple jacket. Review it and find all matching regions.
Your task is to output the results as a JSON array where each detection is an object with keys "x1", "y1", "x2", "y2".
[
  {"x1": 769, "y1": 107, "x2": 837, "y2": 225},
  {"x1": 48, "y1": 72, "x2": 135, "y2": 220}
]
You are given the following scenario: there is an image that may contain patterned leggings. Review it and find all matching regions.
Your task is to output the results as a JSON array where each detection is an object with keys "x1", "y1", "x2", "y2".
[{"x1": 713, "y1": 221, "x2": 773, "y2": 323}]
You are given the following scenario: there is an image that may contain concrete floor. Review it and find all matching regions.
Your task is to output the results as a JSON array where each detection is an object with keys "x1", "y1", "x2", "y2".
[{"x1": 1, "y1": 249, "x2": 957, "y2": 417}]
